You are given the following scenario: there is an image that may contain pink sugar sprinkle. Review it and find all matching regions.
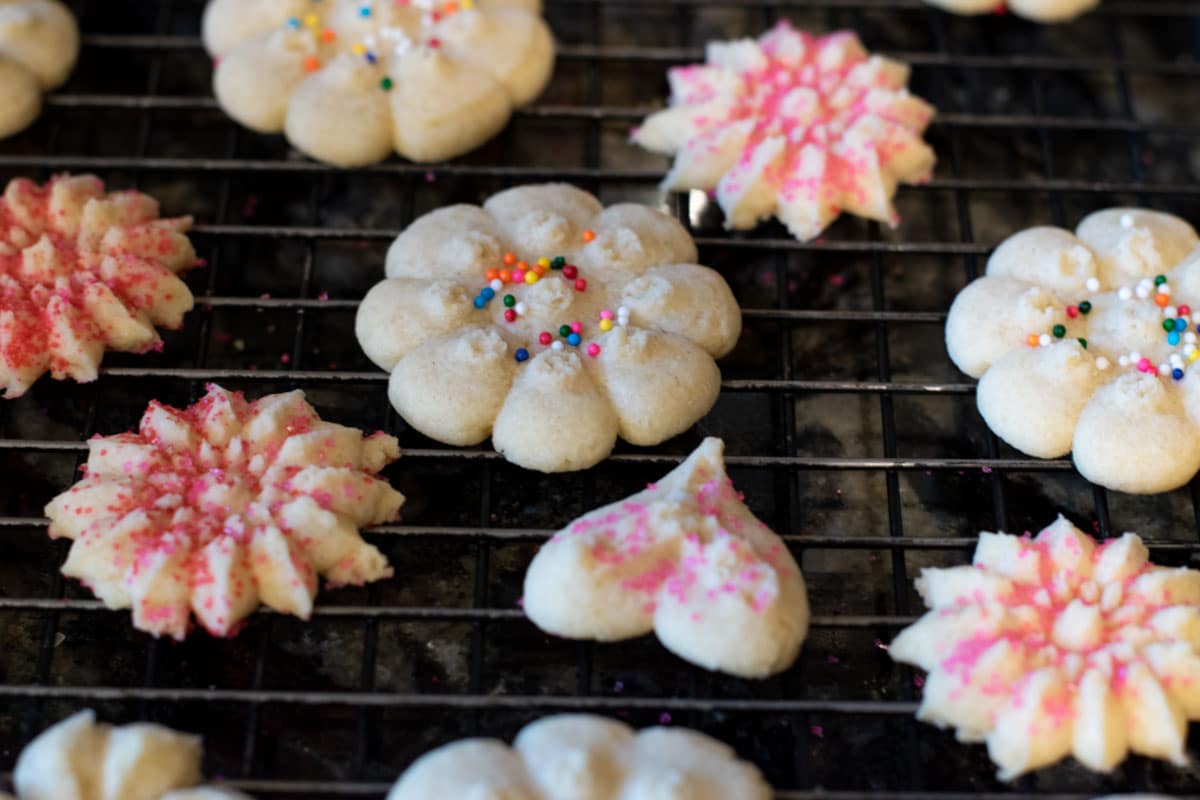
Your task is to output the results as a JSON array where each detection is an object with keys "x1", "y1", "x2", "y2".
[{"x1": 810, "y1": 725, "x2": 824, "y2": 738}]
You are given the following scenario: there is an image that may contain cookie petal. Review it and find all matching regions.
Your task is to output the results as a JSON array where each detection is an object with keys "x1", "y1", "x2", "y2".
[
  {"x1": 572, "y1": 203, "x2": 698, "y2": 280},
  {"x1": 388, "y1": 49, "x2": 512, "y2": 163},
  {"x1": 492, "y1": 349, "x2": 618, "y2": 472},
  {"x1": 945, "y1": 275, "x2": 1067, "y2": 378},
  {"x1": 285, "y1": 55, "x2": 395, "y2": 167},
  {"x1": 1075, "y1": 208, "x2": 1199, "y2": 287},
  {"x1": 1073, "y1": 372, "x2": 1200, "y2": 494},
  {"x1": 975, "y1": 340, "x2": 1102, "y2": 458},
  {"x1": 214, "y1": 30, "x2": 312, "y2": 133},
  {"x1": 582, "y1": 326, "x2": 721, "y2": 446},
  {"x1": 618, "y1": 264, "x2": 741, "y2": 357},
  {"x1": 437, "y1": 8, "x2": 554, "y2": 106},
  {"x1": 987, "y1": 226, "x2": 1099, "y2": 294},
  {"x1": 357, "y1": 278, "x2": 477, "y2": 370},
  {"x1": 388, "y1": 326, "x2": 516, "y2": 446},
  {"x1": 484, "y1": 183, "x2": 603, "y2": 256}
]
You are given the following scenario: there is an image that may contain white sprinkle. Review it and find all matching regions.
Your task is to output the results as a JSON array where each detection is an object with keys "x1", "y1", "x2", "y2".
[
  {"x1": 1165, "y1": 305, "x2": 1178, "y2": 318},
  {"x1": 1136, "y1": 284, "x2": 1151, "y2": 299},
  {"x1": 1118, "y1": 355, "x2": 1129, "y2": 367},
  {"x1": 1187, "y1": 332, "x2": 1197, "y2": 344},
  {"x1": 490, "y1": 279, "x2": 503, "y2": 292},
  {"x1": 1160, "y1": 363, "x2": 1171, "y2": 376},
  {"x1": 1193, "y1": 312, "x2": 1200, "y2": 324},
  {"x1": 1096, "y1": 356, "x2": 1110, "y2": 370},
  {"x1": 618, "y1": 318, "x2": 628, "y2": 327},
  {"x1": 515, "y1": 302, "x2": 527, "y2": 315},
  {"x1": 1085, "y1": 278, "x2": 1100, "y2": 292},
  {"x1": 1171, "y1": 354, "x2": 1184, "y2": 367},
  {"x1": 551, "y1": 341, "x2": 564, "y2": 351},
  {"x1": 1130, "y1": 351, "x2": 1142, "y2": 363},
  {"x1": 1039, "y1": 333, "x2": 1052, "y2": 347},
  {"x1": 1160, "y1": 284, "x2": 1173, "y2": 296},
  {"x1": 617, "y1": 306, "x2": 629, "y2": 317},
  {"x1": 1118, "y1": 287, "x2": 1133, "y2": 301},
  {"x1": 1120, "y1": 213, "x2": 1135, "y2": 228}
]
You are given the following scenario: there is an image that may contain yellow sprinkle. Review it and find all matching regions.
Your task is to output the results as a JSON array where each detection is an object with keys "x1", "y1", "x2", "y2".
[
  {"x1": 1191, "y1": 351, "x2": 1199, "y2": 363},
  {"x1": 462, "y1": 0, "x2": 474, "y2": 8},
  {"x1": 537, "y1": 257, "x2": 551, "y2": 268},
  {"x1": 352, "y1": 43, "x2": 367, "y2": 55},
  {"x1": 599, "y1": 319, "x2": 613, "y2": 332},
  {"x1": 304, "y1": 13, "x2": 319, "y2": 28},
  {"x1": 524, "y1": 272, "x2": 540, "y2": 285}
]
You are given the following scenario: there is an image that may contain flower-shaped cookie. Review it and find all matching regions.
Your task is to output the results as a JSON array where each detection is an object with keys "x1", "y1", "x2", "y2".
[
  {"x1": 946, "y1": 208, "x2": 1200, "y2": 494},
  {"x1": 524, "y1": 438, "x2": 809, "y2": 678},
  {"x1": 891, "y1": 516, "x2": 1200, "y2": 778},
  {"x1": 0, "y1": 1, "x2": 79, "y2": 139},
  {"x1": 0, "y1": 174, "x2": 200, "y2": 398},
  {"x1": 387, "y1": 714, "x2": 771, "y2": 800},
  {"x1": 356, "y1": 184, "x2": 742, "y2": 473},
  {"x1": 202, "y1": 0, "x2": 554, "y2": 166},
  {"x1": 7, "y1": 710, "x2": 252, "y2": 800},
  {"x1": 922, "y1": 0, "x2": 1098, "y2": 22},
  {"x1": 44, "y1": 385, "x2": 405, "y2": 639},
  {"x1": 632, "y1": 21, "x2": 936, "y2": 241}
]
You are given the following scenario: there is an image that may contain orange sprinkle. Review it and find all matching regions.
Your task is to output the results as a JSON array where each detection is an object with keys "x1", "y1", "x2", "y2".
[
  {"x1": 503, "y1": 252, "x2": 516, "y2": 266},
  {"x1": 1155, "y1": 293, "x2": 1170, "y2": 307},
  {"x1": 320, "y1": 28, "x2": 336, "y2": 42},
  {"x1": 486, "y1": 268, "x2": 499, "y2": 281},
  {"x1": 1026, "y1": 334, "x2": 1039, "y2": 347},
  {"x1": 517, "y1": 260, "x2": 529, "y2": 272},
  {"x1": 582, "y1": 229, "x2": 596, "y2": 243},
  {"x1": 499, "y1": 269, "x2": 513, "y2": 283},
  {"x1": 532, "y1": 264, "x2": 546, "y2": 276},
  {"x1": 444, "y1": 0, "x2": 459, "y2": 11},
  {"x1": 303, "y1": 55, "x2": 321, "y2": 72}
]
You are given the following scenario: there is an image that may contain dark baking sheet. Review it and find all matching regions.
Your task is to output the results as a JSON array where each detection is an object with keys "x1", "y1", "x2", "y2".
[{"x1": 3, "y1": 0, "x2": 1200, "y2": 797}]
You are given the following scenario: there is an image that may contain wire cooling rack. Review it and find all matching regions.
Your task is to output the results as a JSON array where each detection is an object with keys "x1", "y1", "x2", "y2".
[{"x1": 3, "y1": 0, "x2": 1200, "y2": 797}]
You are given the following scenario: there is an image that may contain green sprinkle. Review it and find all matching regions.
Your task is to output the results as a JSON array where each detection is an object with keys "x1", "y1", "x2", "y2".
[
  {"x1": 559, "y1": 324, "x2": 571, "y2": 337},
  {"x1": 503, "y1": 294, "x2": 516, "y2": 308},
  {"x1": 1078, "y1": 300, "x2": 1092, "y2": 314},
  {"x1": 1164, "y1": 319, "x2": 1176, "y2": 332},
  {"x1": 380, "y1": 77, "x2": 394, "y2": 91},
  {"x1": 1078, "y1": 338, "x2": 1088, "y2": 349},
  {"x1": 551, "y1": 256, "x2": 566, "y2": 269},
  {"x1": 1155, "y1": 274, "x2": 1167, "y2": 286},
  {"x1": 1052, "y1": 324, "x2": 1066, "y2": 338}
]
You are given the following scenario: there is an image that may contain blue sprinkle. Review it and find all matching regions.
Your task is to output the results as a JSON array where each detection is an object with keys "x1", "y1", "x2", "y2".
[
  {"x1": 473, "y1": 296, "x2": 486, "y2": 309},
  {"x1": 515, "y1": 348, "x2": 530, "y2": 363},
  {"x1": 567, "y1": 333, "x2": 581, "y2": 346},
  {"x1": 1169, "y1": 332, "x2": 1181, "y2": 346},
  {"x1": 359, "y1": 5, "x2": 372, "y2": 16},
  {"x1": 1174, "y1": 368, "x2": 1185, "y2": 380},
  {"x1": 365, "y1": 51, "x2": 378, "y2": 64},
  {"x1": 481, "y1": 287, "x2": 495, "y2": 301},
  {"x1": 286, "y1": 16, "x2": 301, "y2": 28},
  {"x1": 1176, "y1": 318, "x2": 1188, "y2": 332}
]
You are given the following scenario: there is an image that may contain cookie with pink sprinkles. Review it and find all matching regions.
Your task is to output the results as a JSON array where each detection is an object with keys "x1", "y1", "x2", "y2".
[
  {"x1": 44, "y1": 384, "x2": 405, "y2": 640},
  {"x1": 523, "y1": 438, "x2": 809, "y2": 679},
  {"x1": 923, "y1": 0, "x2": 1098, "y2": 23},
  {"x1": 0, "y1": 173, "x2": 200, "y2": 399},
  {"x1": 891, "y1": 516, "x2": 1200, "y2": 778},
  {"x1": 632, "y1": 21, "x2": 936, "y2": 241}
]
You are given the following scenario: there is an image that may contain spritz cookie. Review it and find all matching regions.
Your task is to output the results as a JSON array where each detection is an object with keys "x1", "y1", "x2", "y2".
[
  {"x1": 44, "y1": 384, "x2": 405, "y2": 639},
  {"x1": 356, "y1": 183, "x2": 742, "y2": 472},
  {"x1": 524, "y1": 438, "x2": 809, "y2": 678},
  {"x1": 387, "y1": 714, "x2": 772, "y2": 800},
  {"x1": 6, "y1": 710, "x2": 252, "y2": 800},
  {"x1": 0, "y1": 1, "x2": 79, "y2": 138},
  {"x1": 633, "y1": 21, "x2": 936, "y2": 241},
  {"x1": 891, "y1": 516, "x2": 1200, "y2": 778},
  {"x1": 945, "y1": 207, "x2": 1200, "y2": 493},
  {"x1": 922, "y1": 0, "x2": 1098, "y2": 23},
  {"x1": 0, "y1": 174, "x2": 200, "y2": 398},
  {"x1": 203, "y1": 0, "x2": 554, "y2": 165}
]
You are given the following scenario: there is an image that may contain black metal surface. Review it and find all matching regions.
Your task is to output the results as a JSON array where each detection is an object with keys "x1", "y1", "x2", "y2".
[{"x1": 3, "y1": 0, "x2": 1200, "y2": 797}]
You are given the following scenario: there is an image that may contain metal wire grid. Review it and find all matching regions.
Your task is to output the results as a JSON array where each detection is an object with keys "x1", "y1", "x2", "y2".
[{"x1": 2, "y1": 0, "x2": 1200, "y2": 797}]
